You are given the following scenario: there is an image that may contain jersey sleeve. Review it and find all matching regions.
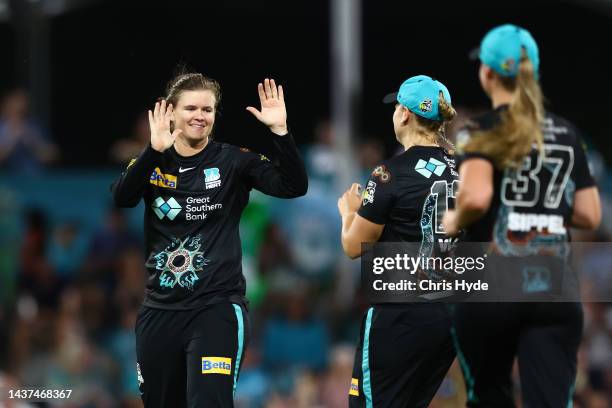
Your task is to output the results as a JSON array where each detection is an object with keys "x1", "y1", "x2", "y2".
[
  {"x1": 357, "y1": 164, "x2": 395, "y2": 225},
  {"x1": 111, "y1": 144, "x2": 163, "y2": 207},
  {"x1": 239, "y1": 132, "x2": 308, "y2": 198},
  {"x1": 455, "y1": 128, "x2": 496, "y2": 168},
  {"x1": 571, "y1": 132, "x2": 596, "y2": 190}
]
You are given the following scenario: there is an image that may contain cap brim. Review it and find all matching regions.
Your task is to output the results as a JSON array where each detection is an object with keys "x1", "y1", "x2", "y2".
[
  {"x1": 382, "y1": 92, "x2": 398, "y2": 104},
  {"x1": 468, "y1": 46, "x2": 480, "y2": 61}
]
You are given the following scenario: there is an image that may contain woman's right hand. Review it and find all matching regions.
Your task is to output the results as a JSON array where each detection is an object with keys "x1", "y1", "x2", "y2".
[{"x1": 148, "y1": 99, "x2": 182, "y2": 152}]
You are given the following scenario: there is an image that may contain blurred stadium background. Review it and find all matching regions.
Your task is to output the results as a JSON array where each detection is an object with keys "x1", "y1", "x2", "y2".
[{"x1": 0, "y1": 0, "x2": 611, "y2": 406}]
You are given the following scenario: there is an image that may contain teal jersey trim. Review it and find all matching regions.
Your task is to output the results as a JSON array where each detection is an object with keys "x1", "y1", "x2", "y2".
[
  {"x1": 566, "y1": 383, "x2": 575, "y2": 408},
  {"x1": 450, "y1": 326, "x2": 478, "y2": 404},
  {"x1": 232, "y1": 304, "x2": 245, "y2": 396},
  {"x1": 362, "y1": 307, "x2": 374, "y2": 408}
]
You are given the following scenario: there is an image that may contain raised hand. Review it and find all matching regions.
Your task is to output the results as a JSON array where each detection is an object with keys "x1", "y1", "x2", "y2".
[
  {"x1": 246, "y1": 78, "x2": 288, "y2": 136},
  {"x1": 148, "y1": 99, "x2": 182, "y2": 152}
]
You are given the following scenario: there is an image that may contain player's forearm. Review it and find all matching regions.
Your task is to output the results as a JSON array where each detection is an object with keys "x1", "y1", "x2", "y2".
[
  {"x1": 259, "y1": 132, "x2": 308, "y2": 197},
  {"x1": 111, "y1": 144, "x2": 162, "y2": 207},
  {"x1": 341, "y1": 212, "x2": 362, "y2": 259}
]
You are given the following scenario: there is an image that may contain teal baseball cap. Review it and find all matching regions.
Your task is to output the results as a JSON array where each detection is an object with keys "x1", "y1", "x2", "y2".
[
  {"x1": 472, "y1": 24, "x2": 540, "y2": 78},
  {"x1": 382, "y1": 75, "x2": 452, "y2": 122}
]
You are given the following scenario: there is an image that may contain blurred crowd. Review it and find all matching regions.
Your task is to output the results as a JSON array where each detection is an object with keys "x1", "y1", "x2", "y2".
[{"x1": 0, "y1": 89, "x2": 611, "y2": 407}]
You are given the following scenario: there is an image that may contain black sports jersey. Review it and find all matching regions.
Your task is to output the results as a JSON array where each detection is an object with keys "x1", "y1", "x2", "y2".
[
  {"x1": 350, "y1": 146, "x2": 458, "y2": 406},
  {"x1": 456, "y1": 107, "x2": 595, "y2": 248},
  {"x1": 358, "y1": 146, "x2": 459, "y2": 249},
  {"x1": 111, "y1": 132, "x2": 307, "y2": 310}
]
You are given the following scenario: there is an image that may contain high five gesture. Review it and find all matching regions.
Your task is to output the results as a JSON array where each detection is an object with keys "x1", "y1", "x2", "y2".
[
  {"x1": 148, "y1": 99, "x2": 182, "y2": 153},
  {"x1": 246, "y1": 78, "x2": 288, "y2": 136}
]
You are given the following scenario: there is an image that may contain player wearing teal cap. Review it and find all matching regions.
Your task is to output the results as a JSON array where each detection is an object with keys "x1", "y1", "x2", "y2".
[
  {"x1": 338, "y1": 75, "x2": 458, "y2": 407},
  {"x1": 443, "y1": 24, "x2": 601, "y2": 407}
]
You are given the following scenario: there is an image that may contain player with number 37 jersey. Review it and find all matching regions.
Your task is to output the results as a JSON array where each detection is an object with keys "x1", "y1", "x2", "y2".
[
  {"x1": 443, "y1": 24, "x2": 600, "y2": 407},
  {"x1": 456, "y1": 110, "x2": 594, "y2": 249}
]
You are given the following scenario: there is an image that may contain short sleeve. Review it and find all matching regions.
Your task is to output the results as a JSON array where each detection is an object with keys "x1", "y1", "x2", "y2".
[
  {"x1": 357, "y1": 164, "x2": 395, "y2": 225},
  {"x1": 455, "y1": 128, "x2": 495, "y2": 168}
]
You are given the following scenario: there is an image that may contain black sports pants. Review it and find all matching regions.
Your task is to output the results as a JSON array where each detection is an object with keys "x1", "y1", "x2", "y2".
[
  {"x1": 349, "y1": 303, "x2": 455, "y2": 408},
  {"x1": 135, "y1": 302, "x2": 250, "y2": 408},
  {"x1": 452, "y1": 302, "x2": 582, "y2": 408}
]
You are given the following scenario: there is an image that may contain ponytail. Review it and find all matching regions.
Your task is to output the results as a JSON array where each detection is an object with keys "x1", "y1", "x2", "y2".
[
  {"x1": 463, "y1": 50, "x2": 544, "y2": 169},
  {"x1": 414, "y1": 91, "x2": 457, "y2": 152}
]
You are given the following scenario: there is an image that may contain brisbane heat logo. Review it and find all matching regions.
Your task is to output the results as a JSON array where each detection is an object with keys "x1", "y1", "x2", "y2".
[
  {"x1": 419, "y1": 98, "x2": 432, "y2": 113},
  {"x1": 203, "y1": 168, "x2": 221, "y2": 189}
]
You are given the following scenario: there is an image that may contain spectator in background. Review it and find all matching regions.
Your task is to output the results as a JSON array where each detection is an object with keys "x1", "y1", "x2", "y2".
[
  {"x1": 83, "y1": 206, "x2": 140, "y2": 288},
  {"x1": 0, "y1": 88, "x2": 58, "y2": 174},
  {"x1": 356, "y1": 137, "x2": 384, "y2": 183},
  {"x1": 320, "y1": 344, "x2": 355, "y2": 408},
  {"x1": 18, "y1": 209, "x2": 61, "y2": 310},
  {"x1": 109, "y1": 111, "x2": 151, "y2": 164},
  {"x1": 47, "y1": 221, "x2": 89, "y2": 286},
  {"x1": 262, "y1": 283, "x2": 329, "y2": 372},
  {"x1": 301, "y1": 120, "x2": 338, "y2": 195}
]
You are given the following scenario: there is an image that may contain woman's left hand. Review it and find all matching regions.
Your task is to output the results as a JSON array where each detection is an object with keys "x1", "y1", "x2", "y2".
[
  {"x1": 442, "y1": 209, "x2": 459, "y2": 237},
  {"x1": 338, "y1": 183, "x2": 362, "y2": 217},
  {"x1": 246, "y1": 78, "x2": 288, "y2": 136}
]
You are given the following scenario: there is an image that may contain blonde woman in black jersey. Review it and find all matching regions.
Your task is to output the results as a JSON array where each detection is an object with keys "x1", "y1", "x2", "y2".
[{"x1": 443, "y1": 24, "x2": 600, "y2": 407}]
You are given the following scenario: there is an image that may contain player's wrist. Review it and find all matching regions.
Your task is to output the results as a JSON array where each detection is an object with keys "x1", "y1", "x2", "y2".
[
  {"x1": 269, "y1": 124, "x2": 288, "y2": 136},
  {"x1": 151, "y1": 140, "x2": 169, "y2": 153}
]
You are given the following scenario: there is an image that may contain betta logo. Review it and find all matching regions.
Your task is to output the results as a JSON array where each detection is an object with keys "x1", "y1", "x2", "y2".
[
  {"x1": 349, "y1": 378, "x2": 359, "y2": 396},
  {"x1": 201, "y1": 357, "x2": 232, "y2": 375}
]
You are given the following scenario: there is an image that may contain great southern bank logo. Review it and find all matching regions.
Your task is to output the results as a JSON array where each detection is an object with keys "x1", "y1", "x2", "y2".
[
  {"x1": 152, "y1": 197, "x2": 182, "y2": 220},
  {"x1": 203, "y1": 168, "x2": 221, "y2": 189},
  {"x1": 415, "y1": 157, "x2": 446, "y2": 178}
]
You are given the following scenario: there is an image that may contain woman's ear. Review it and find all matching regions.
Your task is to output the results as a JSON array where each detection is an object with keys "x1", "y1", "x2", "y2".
[{"x1": 401, "y1": 106, "x2": 411, "y2": 126}]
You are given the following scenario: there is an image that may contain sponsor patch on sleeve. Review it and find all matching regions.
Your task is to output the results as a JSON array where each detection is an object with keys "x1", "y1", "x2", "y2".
[
  {"x1": 150, "y1": 167, "x2": 177, "y2": 189},
  {"x1": 372, "y1": 165, "x2": 391, "y2": 183},
  {"x1": 349, "y1": 378, "x2": 359, "y2": 396},
  {"x1": 362, "y1": 180, "x2": 376, "y2": 206},
  {"x1": 201, "y1": 357, "x2": 232, "y2": 375}
]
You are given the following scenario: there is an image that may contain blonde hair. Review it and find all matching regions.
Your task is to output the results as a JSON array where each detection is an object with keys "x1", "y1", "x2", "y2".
[
  {"x1": 463, "y1": 50, "x2": 544, "y2": 169},
  {"x1": 413, "y1": 91, "x2": 457, "y2": 152}
]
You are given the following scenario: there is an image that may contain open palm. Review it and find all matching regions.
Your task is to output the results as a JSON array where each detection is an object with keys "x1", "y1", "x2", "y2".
[
  {"x1": 246, "y1": 78, "x2": 288, "y2": 135},
  {"x1": 149, "y1": 99, "x2": 182, "y2": 152}
]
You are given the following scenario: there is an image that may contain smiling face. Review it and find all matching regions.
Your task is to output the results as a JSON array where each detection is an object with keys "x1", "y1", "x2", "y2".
[{"x1": 172, "y1": 90, "x2": 217, "y2": 142}]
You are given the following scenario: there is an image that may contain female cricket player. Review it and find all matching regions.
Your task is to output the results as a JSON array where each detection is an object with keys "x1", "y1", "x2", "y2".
[
  {"x1": 442, "y1": 24, "x2": 601, "y2": 407},
  {"x1": 112, "y1": 73, "x2": 307, "y2": 407},
  {"x1": 338, "y1": 75, "x2": 458, "y2": 407}
]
